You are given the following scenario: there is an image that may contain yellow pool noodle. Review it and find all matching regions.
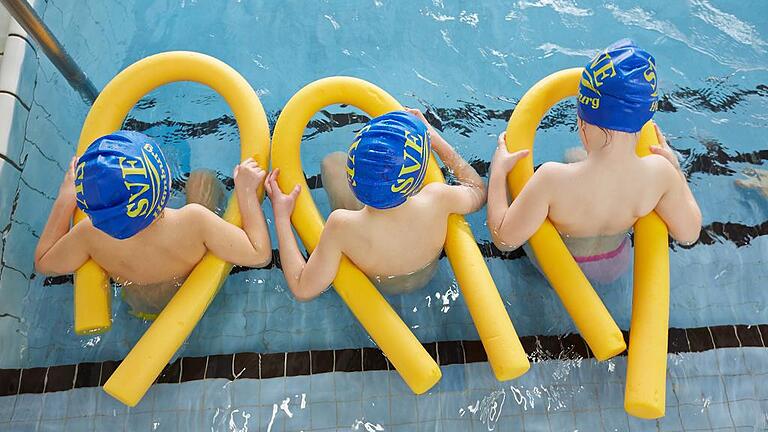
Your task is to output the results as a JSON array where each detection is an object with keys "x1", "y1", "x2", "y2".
[
  {"x1": 625, "y1": 123, "x2": 670, "y2": 419},
  {"x1": 505, "y1": 68, "x2": 626, "y2": 361},
  {"x1": 271, "y1": 76, "x2": 529, "y2": 394},
  {"x1": 76, "y1": 51, "x2": 270, "y2": 407}
]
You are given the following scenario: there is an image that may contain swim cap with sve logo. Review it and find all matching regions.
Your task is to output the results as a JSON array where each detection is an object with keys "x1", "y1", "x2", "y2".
[
  {"x1": 346, "y1": 111, "x2": 431, "y2": 209},
  {"x1": 75, "y1": 130, "x2": 172, "y2": 239},
  {"x1": 577, "y1": 39, "x2": 658, "y2": 133}
]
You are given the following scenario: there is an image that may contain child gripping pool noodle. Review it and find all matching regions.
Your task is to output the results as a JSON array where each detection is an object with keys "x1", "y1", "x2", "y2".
[
  {"x1": 34, "y1": 131, "x2": 272, "y2": 316},
  {"x1": 266, "y1": 109, "x2": 486, "y2": 299},
  {"x1": 487, "y1": 39, "x2": 702, "y2": 284}
]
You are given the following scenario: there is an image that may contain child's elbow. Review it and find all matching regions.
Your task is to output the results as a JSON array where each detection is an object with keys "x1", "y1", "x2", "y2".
[{"x1": 254, "y1": 248, "x2": 273, "y2": 268}]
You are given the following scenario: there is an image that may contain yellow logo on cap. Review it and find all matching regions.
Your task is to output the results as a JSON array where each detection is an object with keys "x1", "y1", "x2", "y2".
[{"x1": 581, "y1": 51, "x2": 617, "y2": 97}]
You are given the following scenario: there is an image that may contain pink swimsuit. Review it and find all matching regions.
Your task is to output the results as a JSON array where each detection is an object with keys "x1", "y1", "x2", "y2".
[{"x1": 524, "y1": 235, "x2": 631, "y2": 285}]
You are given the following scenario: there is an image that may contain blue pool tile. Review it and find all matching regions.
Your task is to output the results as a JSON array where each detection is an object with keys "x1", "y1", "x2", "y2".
[
  {"x1": 596, "y1": 380, "x2": 625, "y2": 409},
  {"x1": 743, "y1": 349, "x2": 768, "y2": 376},
  {"x1": 572, "y1": 383, "x2": 601, "y2": 413},
  {"x1": 309, "y1": 401, "x2": 337, "y2": 430},
  {"x1": 150, "y1": 410, "x2": 178, "y2": 430},
  {"x1": 40, "y1": 391, "x2": 68, "y2": 421},
  {"x1": 63, "y1": 416, "x2": 95, "y2": 431},
  {"x1": 706, "y1": 402, "x2": 736, "y2": 429},
  {"x1": 93, "y1": 414, "x2": 126, "y2": 430},
  {"x1": 548, "y1": 411, "x2": 575, "y2": 430},
  {"x1": 232, "y1": 379, "x2": 261, "y2": 407},
  {"x1": 257, "y1": 404, "x2": 284, "y2": 432},
  {"x1": 657, "y1": 408, "x2": 684, "y2": 431},
  {"x1": 336, "y1": 400, "x2": 364, "y2": 429},
  {"x1": 495, "y1": 414, "x2": 524, "y2": 432},
  {"x1": 679, "y1": 403, "x2": 712, "y2": 430},
  {"x1": 723, "y1": 375, "x2": 756, "y2": 401},
  {"x1": 362, "y1": 371, "x2": 390, "y2": 398},
  {"x1": 600, "y1": 408, "x2": 630, "y2": 431},
  {"x1": 522, "y1": 413, "x2": 551, "y2": 432},
  {"x1": 95, "y1": 390, "x2": 128, "y2": 417},
  {"x1": 626, "y1": 413, "x2": 657, "y2": 431},
  {"x1": 334, "y1": 373, "x2": 363, "y2": 402},
  {"x1": 176, "y1": 380, "x2": 209, "y2": 412},
  {"x1": 260, "y1": 377, "x2": 286, "y2": 406},
  {"x1": 389, "y1": 395, "x2": 417, "y2": 425},
  {"x1": 434, "y1": 365, "x2": 466, "y2": 393},
  {"x1": 283, "y1": 375, "x2": 310, "y2": 400},
  {"x1": 416, "y1": 392, "x2": 442, "y2": 422},
  {"x1": 362, "y1": 397, "x2": 389, "y2": 425},
  {"x1": 8, "y1": 421, "x2": 38, "y2": 432},
  {"x1": 673, "y1": 375, "x2": 727, "y2": 404},
  {"x1": 437, "y1": 392, "x2": 467, "y2": 421},
  {"x1": 439, "y1": 418, "x2": 473, "y2": 432},
  {"x1": 310, "y1": 373, "x2": 336, "y2": 403},
  {"x1": 10, "y1": 394, "x2": 41, "y2": 423},
  {"x1": 151, "y1": 383, "x2": 181, "y2": 411},
  {"x1": 65, "y1": 387, "x2": 97, "y2": 419},
  {"x1": 0, "y1": 396, "x2": 15, "y2": 423},
  {"x1": 716, "y1": 348, "x2": 749, "y2": 375},
  {"x1": 574, "y1": 409, "x2": 608, "y2": 431},
  {"x1": 728, "y1": 398, "x2": 761, "y2": 428}
]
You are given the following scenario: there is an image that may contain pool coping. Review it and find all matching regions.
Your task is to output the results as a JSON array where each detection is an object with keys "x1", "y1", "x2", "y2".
[{"x1": 1, "y1": 323, "x2": 765, "y2": 398}]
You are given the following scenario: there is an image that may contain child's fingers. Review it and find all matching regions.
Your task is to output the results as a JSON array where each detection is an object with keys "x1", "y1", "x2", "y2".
[
  {"x1": 497, "y1": 132, "x2": 507, "y2": 148},
  {"x1": 509, "y1": 149, "x2": 530, "y2": 163},
  {"x1": 289, "y1": 185, "x2": 301, "y2": 199}
]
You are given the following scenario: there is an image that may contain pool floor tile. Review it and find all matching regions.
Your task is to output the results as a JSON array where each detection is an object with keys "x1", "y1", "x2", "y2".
[
  {"x1": 309, "y1": 401, "x2": 337, "y2": 430},
  {"x1": 679, "y1": 403, "x2": 713, "y2": 430},
  {"x1": 361, "y1": 396, "x2": 389, "y2": 425}
]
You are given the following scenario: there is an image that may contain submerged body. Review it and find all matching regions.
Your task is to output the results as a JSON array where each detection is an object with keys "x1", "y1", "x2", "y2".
[{"x1": 268, "y1": 109, "x2": 486, "y2": 299}]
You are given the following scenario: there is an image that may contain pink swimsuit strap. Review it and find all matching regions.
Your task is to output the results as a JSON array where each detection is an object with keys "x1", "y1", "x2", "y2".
[{"x1": 573, "y1": 237, "x2": 629, "y2": 264}]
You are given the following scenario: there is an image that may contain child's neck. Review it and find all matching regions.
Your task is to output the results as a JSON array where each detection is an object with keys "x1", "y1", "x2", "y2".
[{"x1": 586, "y1": 133, "x2": 638, "y2": 162}]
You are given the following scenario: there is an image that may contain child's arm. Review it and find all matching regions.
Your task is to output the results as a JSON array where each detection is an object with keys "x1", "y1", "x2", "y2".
[
  {"x1": 649, "y1": 124, "x2": 702, "y2": 244},
  {"x1": 406, "y1": 108, "x2": 487, "y2": 214},
  {"x1": 486, "y1": 132, "x2": 551, "y2": 251},
  {"x1": 265, "y1": 169, "x2": 343, "y2": 301},
  {"x1": 34, "y1": 158, "x2": 90, "y2": 275},
  {"x1": 194, "y1": 158, "x2": 272, "y2": 267}
]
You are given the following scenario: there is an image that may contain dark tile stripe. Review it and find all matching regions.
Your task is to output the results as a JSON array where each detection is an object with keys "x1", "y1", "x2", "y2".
[
  {"x1": 3, "y1": 324, "x2": 765, "y2": 394},
  {"x1": 46, "y1": 365, "x2": 75, "y2": 392},
  {"x1": 156, "y1": 359, "x2": 181, "y2": 384},
  {"x1": 74, "y1": 362, "x2": 100, "y2": 389},
  {"x1": 19, "y1": 367, "x2": 46, "y2": 394},
  {"x1": 180, "y1": 357, "x2": 206, "y2": 382},
  {"x1": 233, "y1": 352, "x2": 260, "y2": 379},
  {"x1": 260, "y1": 353, "x2": 285, "y2": 379},
  {"x1": 0, "y1": 369, "x2": 20, "y2": 396},
  {"x1": 206, "y1": 354, "x2": 235, "y2": 380}
]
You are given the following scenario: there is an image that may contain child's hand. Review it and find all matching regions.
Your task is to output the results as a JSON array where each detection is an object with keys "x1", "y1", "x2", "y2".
[
  {"x1": 265, "y1": 169, "x2": 301, "y2": 219},
  {"x1": 58, "y1": 157, "x2": 77, "y2": 204},
  {"x1": 234, "y1": 158, "x2": 267, "y2": 192},
  {"x1": 649, "y1": 124, "x2": 682, "y2": 171},
  {"x1": 491, "y1": 132, "x2": 529, "y2": 175}
]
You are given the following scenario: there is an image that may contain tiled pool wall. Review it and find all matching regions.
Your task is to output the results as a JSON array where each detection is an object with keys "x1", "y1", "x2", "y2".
[{"x1": 1, "y1": 331, "x2": 767, "y2": 431}]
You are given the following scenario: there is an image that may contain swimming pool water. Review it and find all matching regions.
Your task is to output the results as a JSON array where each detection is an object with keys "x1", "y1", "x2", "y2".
[{"x1": 1, "y1": 0, "x2": 767, "y2": 430}]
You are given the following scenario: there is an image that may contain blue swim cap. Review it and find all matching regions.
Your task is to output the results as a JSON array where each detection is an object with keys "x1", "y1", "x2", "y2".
[
  {"x1": 346, "y1": 111, "x2": 431, "y2": 209},
  {"x1": 577, "y1": 39, "x2": 659, "y2": 133},
  {"x1": 75, "y1": 131, "x2": 172, "y2": 239}
]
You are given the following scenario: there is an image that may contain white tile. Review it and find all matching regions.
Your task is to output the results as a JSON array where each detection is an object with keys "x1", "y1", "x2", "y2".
[
  {"x1": 0, "y1": 35, "x2": 37, "y2": 107},
  {"x1": 0, "y1": 87, "x2": 29, "y2": 165}
]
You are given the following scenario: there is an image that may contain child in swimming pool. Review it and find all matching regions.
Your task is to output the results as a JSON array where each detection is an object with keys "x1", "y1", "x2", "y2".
[
  {"x1": 34, "y1": 131, "x2": 272, "y2": 316},
  {"x1": 265, "y1": 109, "x2": 486, "y2": 299},
  {"x1": 486, "y1": 39, "x2": 702, "y2": 284}
]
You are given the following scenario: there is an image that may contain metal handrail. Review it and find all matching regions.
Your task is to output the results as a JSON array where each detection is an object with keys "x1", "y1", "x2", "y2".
[{"x1": 1, "y1": 0, "x2": 98, "y2": 103}]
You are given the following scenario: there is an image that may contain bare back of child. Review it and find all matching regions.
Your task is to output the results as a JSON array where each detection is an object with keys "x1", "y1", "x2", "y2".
[
  {"x1": 487, "y1": 40, "x2": 702, "y2": 284},
  {"x1": 267, "y1": 109, "x2": 486, "y2": 300},
  {"x1": 35, "y1": 131, "x2": 272, "y2": 317}
]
